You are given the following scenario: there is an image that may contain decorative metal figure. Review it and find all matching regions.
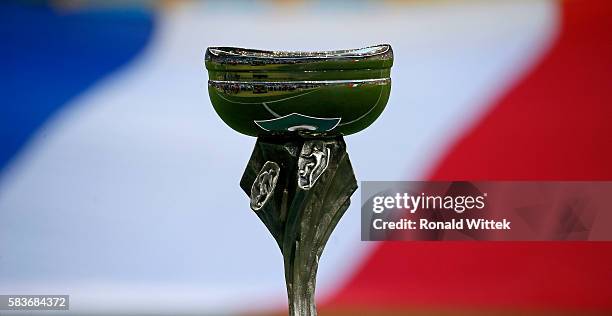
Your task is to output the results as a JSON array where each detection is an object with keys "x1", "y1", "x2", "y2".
[{"x1": 205, "y1": 44, "x2": 393, "y2": 315}]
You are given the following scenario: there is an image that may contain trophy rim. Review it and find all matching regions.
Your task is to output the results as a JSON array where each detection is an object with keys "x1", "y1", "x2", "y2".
[
  {"x1": 207, "y1": 44, "x2": 391, "y2": 59},
  {"x1": 205, "y1": 44, "x2": 393, "y2": 71}
]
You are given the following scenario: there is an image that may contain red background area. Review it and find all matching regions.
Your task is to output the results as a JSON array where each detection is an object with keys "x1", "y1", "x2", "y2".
[{"x1": 325, "y1": 0, "x2": 612, "y2": 311}]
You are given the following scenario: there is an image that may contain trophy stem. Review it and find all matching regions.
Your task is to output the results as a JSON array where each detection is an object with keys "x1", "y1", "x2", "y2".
[
  {"x1": 241, "y1": 134, "x2": 357, "y2": 316},
  {"x1": 285, "y1": 253, "x2": 317, "y2": 315}
]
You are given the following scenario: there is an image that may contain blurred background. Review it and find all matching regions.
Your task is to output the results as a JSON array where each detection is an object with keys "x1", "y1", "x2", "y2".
[{"x1": 0, "y1": 0, "x2": 611, "y2": 315}]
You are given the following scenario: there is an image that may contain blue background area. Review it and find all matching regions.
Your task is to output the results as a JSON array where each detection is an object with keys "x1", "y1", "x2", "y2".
[{"x1": 0, "y1": 3, "x2": 154, "y2": 171}]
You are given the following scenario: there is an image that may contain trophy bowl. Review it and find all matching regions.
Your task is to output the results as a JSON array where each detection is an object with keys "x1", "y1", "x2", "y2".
[{"x1": 205, "y1": 44, "x2": 393, "y2": 136}]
